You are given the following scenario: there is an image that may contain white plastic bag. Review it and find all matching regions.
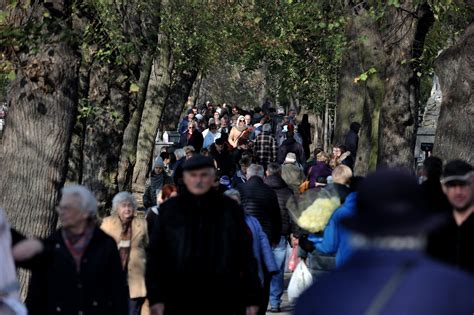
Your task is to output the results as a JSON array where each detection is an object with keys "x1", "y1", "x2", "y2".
[{"x1": 287, "y1": 261, "x2": 313, "y2": 302}]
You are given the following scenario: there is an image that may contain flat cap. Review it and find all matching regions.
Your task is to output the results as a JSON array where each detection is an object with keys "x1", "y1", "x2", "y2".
[{"x1": 182, "y1": 154, "x2": 215, "y2": 171}]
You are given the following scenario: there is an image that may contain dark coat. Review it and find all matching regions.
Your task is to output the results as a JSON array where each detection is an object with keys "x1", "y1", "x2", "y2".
[
  {"x1": 143, "y1": 171, "x2": 173, "y2": 208},
  {"x1": 427, "y1": 213, "x2": 474, "y2": 274},
  {"x1": 264, "y1": 175, "x2": 293, "y2": 236},
  {"x1": 145, "y1": 190, "x2": 261, "y2": 314},
  {"x1": 308, "y1": 162, "x2": 332, "y2": 188},
  {"x1": 324, "y1": 183, "x2": 351, "y2": 204},
  {"x1": 344, "y1": 130, "x2": 359, "y2": 158},
  {"x1": 179, "y1": 131, "x2": 204, "y2": 152},
  {"x1": 277, "y1": 137, "x2": 306, "y2": 166},
  {"x1": 26, "y1": 227, "x2": 128, "y2": 315},
  {"x1": 209, "y1": 144, "x2": 235, "y2": 177},
  {"x1": 420, "y1": 178, "x2": 451, "y2": 213},
  {"x1": 172, "y1": 157, "x2": 186, "y2": 191},
  {"x1": 237, "y1": 176, "x2": 282, "y2": 244},
  {"x1": 295, "y1": 250, "x2": 474, "y2": 315}
]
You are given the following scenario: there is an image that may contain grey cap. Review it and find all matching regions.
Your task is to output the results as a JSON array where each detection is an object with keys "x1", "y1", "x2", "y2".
[{"x1": 154, "y1": 156, "x2": 165, "y2": 169}]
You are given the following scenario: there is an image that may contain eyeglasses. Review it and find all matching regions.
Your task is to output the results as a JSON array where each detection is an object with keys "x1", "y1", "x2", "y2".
[{"x1": 239, "y1": 120, "x2": 245, "y2": 122}]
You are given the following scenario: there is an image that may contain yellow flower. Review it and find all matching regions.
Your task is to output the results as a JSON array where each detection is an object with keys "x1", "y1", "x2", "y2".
[{"x1": 297, "y1": 197, "x2": 340, "y2": 233}]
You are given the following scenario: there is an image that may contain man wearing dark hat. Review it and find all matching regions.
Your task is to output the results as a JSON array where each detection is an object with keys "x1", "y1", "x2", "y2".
[
  {"x1": 209, "y1": 137, "x2": 235, "y2": 177},
  {"x1": 295, "y1": 168, "x2": 474, "y2": 315},
  {"x1": 146, "y1": 155, "x2": 261, "y2": 315},
  {"x1": 427, "y1": 160, "x2": 474, "y2": 273}
]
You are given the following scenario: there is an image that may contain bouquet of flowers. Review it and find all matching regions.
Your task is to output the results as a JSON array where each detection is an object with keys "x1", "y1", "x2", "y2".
[{"x1": 287, "y1": 188, "x2": 340, "y2": 233}]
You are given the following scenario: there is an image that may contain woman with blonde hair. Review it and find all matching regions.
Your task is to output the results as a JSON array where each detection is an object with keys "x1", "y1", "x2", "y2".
[{"x1": 101, "y1": 192, "x2": 148, "y2": 315}]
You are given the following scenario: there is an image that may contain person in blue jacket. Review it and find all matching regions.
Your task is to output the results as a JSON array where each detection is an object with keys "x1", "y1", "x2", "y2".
[
  {"x1": 310, "y1": 177, "x2": 364, "y2": 267},
  {"x1": 295, "y1": 169, "x2": 474, "y2": 315}
]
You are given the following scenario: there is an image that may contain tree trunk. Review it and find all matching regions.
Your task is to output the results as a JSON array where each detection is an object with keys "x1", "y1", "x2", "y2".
[
  {"x1": 1, "y1": 0, "x2": 79, "y2": 236},
  {"x1": 160, "y1": 68, "x2": 199, "y2": 131},
  {"x1": 350, "y1": 11, "x2": 387, "y2": 175},
  {"x1": 333, "y1": 16, "x2": 366, "y2": 145},
  {"x1": 81, "y1": 64, "x2": 129, "y2": 214},
  {"x1": 377, "y1": 3, "x2": 434, "y2": 168},
  {"x1": 117, "y1": 51, "x2": 154, "y2": 191},
  {"x1": 132, "y1": 21, "x2": 172, "y2": 201},
  {"x1": 433, "y1": 21, "x2": 474, "y2": 163}
]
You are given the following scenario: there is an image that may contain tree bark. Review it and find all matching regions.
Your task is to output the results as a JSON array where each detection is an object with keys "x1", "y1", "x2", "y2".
[
  {"x1": 81, "y1": 64, "x2": 129, "y2": 213},
  {"x1": 160, "y1": 68, "x2": 199, "y2": 131},
  {"x1": 433, "y1": 21, "x2": 474, "y2": 163},
  {"x1": 132, "y1": 19, "x2": 172, "y2": 200},
  {"x1": 377, "y1": 3, "x2": 434, "y2": 168},
  {"x1": 333, "y1": 16, "x2": 366, "y2": 145},
  {"x1": 117, "y1": 51, "x2": 154, "y2": 191},
  {"x1": 1, "y1": 0, "x2": 79, "y2": 236}
]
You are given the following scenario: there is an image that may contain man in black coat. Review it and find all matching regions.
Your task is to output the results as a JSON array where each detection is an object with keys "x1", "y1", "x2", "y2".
[
  {"x1": 179, "y1": 122, "x2": 204, "y2": 152},
  {"x1": 264, "y1": 163, "x2": 293, "y2": 312},
  {"x1": 427, "y1": 160, "x2": 474, "y2": 273},
  {"x1": 277, "y1": 132, "x2": 306, "y2": 166},
  {"x1": 26, "y1": 185, "x2": 128, "y2": 315},
  {"x1": 237, "y1": 163, "x2": 282, "y2": 315},
  {"x1": 146, "y1": 155, "x2": 261, "y2": 315},
  {"x1": 209, "y1": 137, "x2": 235, "y2": 177},
  {"x1": 344, "y1": 121, "x2": 360, "y2": 158}
]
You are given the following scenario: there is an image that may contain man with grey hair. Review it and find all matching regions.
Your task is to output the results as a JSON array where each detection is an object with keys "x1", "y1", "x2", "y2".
[
  {"x1": 238, "y1": 164, "x2": 282, "y2": 314},
  {"x1": 254, "y1": 123, "x2": 277, "y2": 169},
  {"x1": 27, "y1": 185, "x2": 128, "y2": 315}
]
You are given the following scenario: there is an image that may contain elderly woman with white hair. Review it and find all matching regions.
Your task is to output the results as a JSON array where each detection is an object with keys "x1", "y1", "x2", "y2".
[
  {"x1": 101, "y1": 192, "x2": 148, "y2": 315},
  {"x1": 26, "y1": 185, "x2": 128, "y2": 315}
]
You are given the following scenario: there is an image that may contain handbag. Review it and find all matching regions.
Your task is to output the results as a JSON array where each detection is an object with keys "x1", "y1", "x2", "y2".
[{"x1": 298, "y1": 166, "x2": 313, "y2": 193}]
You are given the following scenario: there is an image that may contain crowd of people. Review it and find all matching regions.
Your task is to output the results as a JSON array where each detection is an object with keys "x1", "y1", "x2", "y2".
[{"x1": 1, "y1": 102, "x2": 473, "y2": 315}]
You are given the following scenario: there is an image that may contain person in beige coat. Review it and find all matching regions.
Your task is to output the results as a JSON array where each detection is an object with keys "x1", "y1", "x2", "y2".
[{"x1": 101, "y1": 192, "x2": 148, "y2": 315}]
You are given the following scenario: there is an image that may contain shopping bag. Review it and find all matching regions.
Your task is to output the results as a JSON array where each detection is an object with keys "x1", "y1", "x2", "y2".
[
  {"x1": 287, "y1": 261, "x2": 313, "y2": 302},
  {"x1": 287, "y1": 238, "x2": 300, "y2": 272}
]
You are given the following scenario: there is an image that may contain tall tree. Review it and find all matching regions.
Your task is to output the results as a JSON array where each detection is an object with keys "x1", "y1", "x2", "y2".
[
  {"x1": 433, "y1": 9, "x2": 474, "y2": 163},
  {"x1": 377, "y1": 2, "x2": 434, "y2": 168},
  {"x1": 132, "y1": 1, "x2": 172, "y2": 198},
  {"x1": 0, "y1": 0, "x2": 80, "y2": 237}
]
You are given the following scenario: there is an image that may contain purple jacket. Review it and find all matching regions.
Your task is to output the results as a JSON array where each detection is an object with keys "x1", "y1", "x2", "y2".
[{"x1": 308, "y1": 162, "x2": 332, "y2": 188}]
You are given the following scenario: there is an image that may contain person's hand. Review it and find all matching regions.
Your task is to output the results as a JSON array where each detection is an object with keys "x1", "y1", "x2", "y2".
[
  {"x1": 12, "y1": 239, "x2": 44, "y2": 261},
  {"x1": 246, "y1": 305, "x2": 259, "y2": 315},
  {"x1": 150, "y1": 303, "x2": 165, "y2": 315}
]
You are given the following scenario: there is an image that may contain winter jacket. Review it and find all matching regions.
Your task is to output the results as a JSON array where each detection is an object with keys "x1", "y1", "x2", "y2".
[
  {"x1": 203, "y1": 131, "x2": 217, "y2": 149},
  {"x1": 237, "y1": 176, "x2": 282, "y2": 244},
  {"x1": 101, "y1": 216, "x2": 148, "y2": 298},
  {"x1": 281, "y1": 163, "x2": 305, "y2": 195},
  {"x1": 178, "y1": 117, "x2": 190, "y2": 134},
  {"x1": 420, "y1": 178, "x2": 451, "y2": 213},
  {"x1": 264, "y1": 175, "x2": 293, "y2": 236},
  {"x1": 172, "y1": 157, "x2": 186, "y2": 190},
  {"x1": 27, "y1": 227, "x2": 128, "y2": 315},
  {"x1": 296, "y1": 249, "x2": 474, "y2": 315},
  {"x1": 324, "y1": 183, "x2": 351, "y2": 204},
  {"x1": 277, "y1": 137, "x2": 306, "y2": 166},
  {"x1": 179, "y1": 131, "x2": 204, "y2": 152},
  {"x1": 308, "y1": 162, "x2": 332, "y2": 188},
  {"x1": 143, "y1": 171, "x2": 173, "y2": 208},
  {"x1": 232, "y1": 170, "x2": 247, "y2": 188},
  {"x1": 209, "y1": 144, "x2": 235, "y2": 177},
  {"x1": 427, "y1": 212, "x2": 474, "y2": 274},
  {"x1": 145, "y1": 190, "x2": 261, "y2": 313},
  {"x1": 313, "y1": 192, "x2": 357, "y2": 267},
  {"x1": 344, "y1": 130, "x2": 359, "y2": 158},
  {"x1": 245, "y1": 215, "x2": 278, "y2": 286}
]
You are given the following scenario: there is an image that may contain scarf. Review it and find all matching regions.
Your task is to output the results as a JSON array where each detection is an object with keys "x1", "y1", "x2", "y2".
[
  {"x1": 62, "y1": 223, "x2": 95, "y2": 272},
  {"x1": 118, "y1": 219, "x2": 133, "y2": 271}
]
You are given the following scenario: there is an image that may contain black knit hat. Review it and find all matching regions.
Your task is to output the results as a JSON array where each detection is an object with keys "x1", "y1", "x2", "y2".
[{"x1": 342, "y1": 168, "x2": 447, "y2": 236}]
